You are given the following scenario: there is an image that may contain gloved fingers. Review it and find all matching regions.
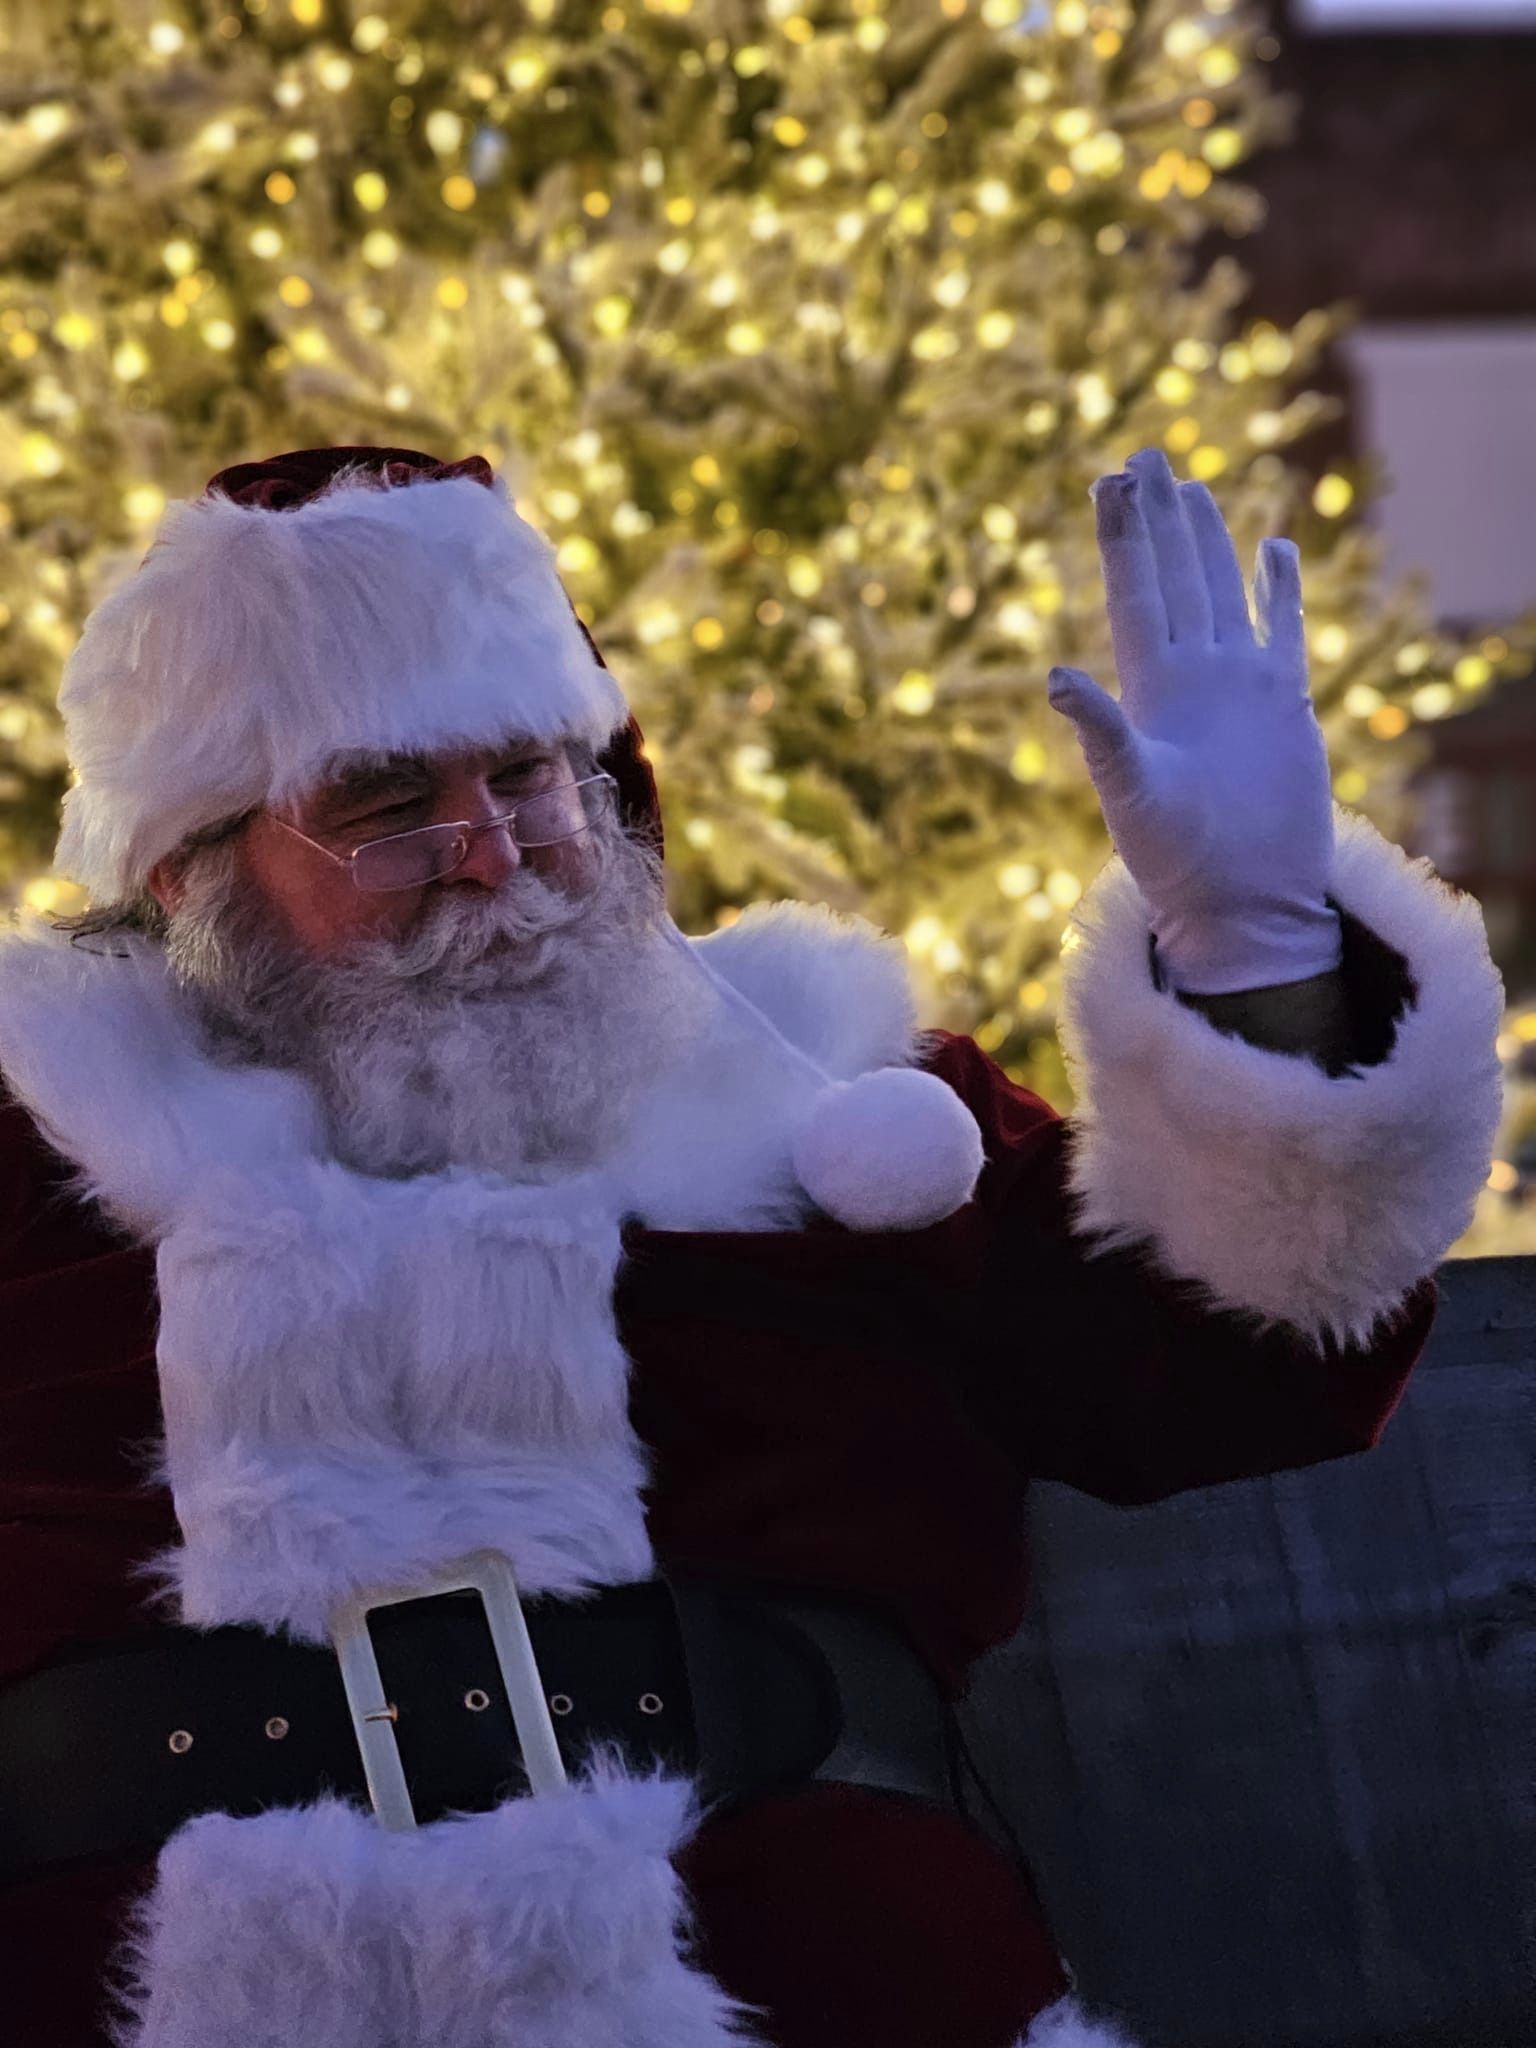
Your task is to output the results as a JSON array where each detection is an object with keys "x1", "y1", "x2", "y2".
[
  {"x1": 1091, "y1": 472, "x2": 1166, "y2": 689},
  {"x1": 1047, "y1": 666, "x2": 1139, "y2": 780},
  {"x1": 1254, "y1": 537, "x2": 1307, "y2": 676},
  {"x1": 1179, "y1": 480, "x2": 1253, "y2": 645},
  {"x1": 1126, "y1": 448, "x2": 1213, "y2": 646}
]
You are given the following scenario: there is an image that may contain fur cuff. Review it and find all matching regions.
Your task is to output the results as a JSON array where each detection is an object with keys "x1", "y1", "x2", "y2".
[
  {"x1": 108, "y1": 1762, "x2": 760, "y2": 2048},
  {"x1": 1057, "y1": 805, "x2": 1505, "y2": 1348}
]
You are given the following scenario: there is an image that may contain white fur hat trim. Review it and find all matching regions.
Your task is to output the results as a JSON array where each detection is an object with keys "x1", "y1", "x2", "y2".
[{"x1": 54, "y1": 466, "x2": 630, "y2": 902}]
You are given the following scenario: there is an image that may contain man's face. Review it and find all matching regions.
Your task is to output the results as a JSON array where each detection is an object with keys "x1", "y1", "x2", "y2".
[
  {"x1": 153, "y1": 738, "x2": 600, "y2": 958},
  {"x1": 146, "y1": 733, "x2": 682, "y2": 1180}
]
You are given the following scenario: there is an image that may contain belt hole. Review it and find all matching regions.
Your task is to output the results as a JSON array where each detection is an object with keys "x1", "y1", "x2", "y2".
[
  {"x1": 638, "y1": 1693, "x2": 664, "y2": 1716},
  {"x1": 264, "y1": 1716, "x2": 290, "y2": 1741},
  {"x1": 167, "y1": 1729, "x2": 194, "y2": 1755},
  {"x1": 549, "y1": 1693, "x2": 574, "y2": 1716},
  {"x1": 463, "y1": 1688, "x2": 491, "y2": 1713}
]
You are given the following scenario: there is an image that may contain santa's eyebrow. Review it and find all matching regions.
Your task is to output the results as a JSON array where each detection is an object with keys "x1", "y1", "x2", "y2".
[
  {"x1": 309, "y1": 753, "x2": 434, "y2": 815},
  {"x1": 306, "y1": 741, "x2": 555, "y2": 817}
]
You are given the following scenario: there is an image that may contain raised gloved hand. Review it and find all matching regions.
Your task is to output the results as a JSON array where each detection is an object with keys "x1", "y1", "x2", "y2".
[{"x1": 1047, "y1": 446, "x2": 1342, "y2": 997}]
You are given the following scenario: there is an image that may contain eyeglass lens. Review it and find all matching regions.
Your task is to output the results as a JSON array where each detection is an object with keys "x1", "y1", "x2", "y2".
[{"x1": 351, "y1": 777, "x2": 614, "y2": 893}]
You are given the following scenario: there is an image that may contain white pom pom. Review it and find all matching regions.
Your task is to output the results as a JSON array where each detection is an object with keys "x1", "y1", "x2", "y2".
[{"x1": 791, "y1": 1067, "x2": 985, "y2": 1232}]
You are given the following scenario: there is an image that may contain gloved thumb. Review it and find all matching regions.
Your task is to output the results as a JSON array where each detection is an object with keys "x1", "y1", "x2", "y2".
[{"x1": 1047, "y1": 666, "x2": 1135, "y2": 770}]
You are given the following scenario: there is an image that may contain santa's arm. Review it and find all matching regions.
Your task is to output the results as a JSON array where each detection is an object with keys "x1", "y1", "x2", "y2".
[
  {"x1": 1053, "y1": 803, "x2": 1503, "y2": 1356},
  {"x1": 1031, "y1": 447, "x2": 1504, "y2": 1358},
  {"x1": 926, "y1": 790, "x2": 1500, "y2": 1506},
  {"x1": 938, "y1": 451, "x2": 1503, "y2": 1499}
]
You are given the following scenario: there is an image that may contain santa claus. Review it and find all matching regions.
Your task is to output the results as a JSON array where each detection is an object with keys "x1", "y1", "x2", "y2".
[{"x1": 0, "y1": 444, "x2": 1503, "y2": 2048}]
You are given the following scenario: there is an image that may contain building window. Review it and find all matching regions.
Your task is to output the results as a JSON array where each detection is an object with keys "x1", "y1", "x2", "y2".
[{"x1": 1341, "y1": 323, "x2": 1536, "y2": 625}]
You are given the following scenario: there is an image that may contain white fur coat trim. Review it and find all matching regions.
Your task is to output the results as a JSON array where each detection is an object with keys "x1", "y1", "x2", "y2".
[
  {"x1": 0, "y1": 901, "x2": 927, "y2": 1640},
  {"x1": 54, "y1": 469, "x2": 632, "y2": 903},
  {"x1": 690, "y1": 898, "x2": 919, "y2": 1082},
  {"x1": 151, "y1": 1155, "x2": 651, "y2": 1642},
  {"x1": 1057, "y1": 804, "x2": 1505, "y2": 1349},
  {"x1": 109, "y1": 1761, "x2": 763, "y2": 2048}
]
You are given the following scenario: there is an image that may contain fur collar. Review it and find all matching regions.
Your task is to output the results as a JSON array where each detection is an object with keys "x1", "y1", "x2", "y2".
[
  {"x1": 0, "y1": 898, "x2": 918, "y2": 1240},
  {"x1": 0, "y1": 900, "x2": 922, "y2": 1641}
]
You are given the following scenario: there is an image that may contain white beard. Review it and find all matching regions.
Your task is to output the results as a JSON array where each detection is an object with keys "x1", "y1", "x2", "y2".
[{"x1": 163, "y1": 825, "x2": 699, "y2": 1184}]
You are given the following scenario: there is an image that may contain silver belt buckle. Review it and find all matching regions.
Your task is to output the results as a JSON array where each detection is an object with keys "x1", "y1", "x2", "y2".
[{"x1": 328, "y1": 1547, "x2": 568, "y2": 1832}]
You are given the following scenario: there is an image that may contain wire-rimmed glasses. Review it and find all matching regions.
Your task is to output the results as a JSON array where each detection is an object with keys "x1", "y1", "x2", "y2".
[{"x1": 267, "y1": 772, "x2": 618, "y2": 894}]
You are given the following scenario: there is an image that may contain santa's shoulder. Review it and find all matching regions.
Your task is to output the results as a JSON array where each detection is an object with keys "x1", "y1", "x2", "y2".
[{"x1": 687, "y1": 898, "x2": 919, "y2": 1078}]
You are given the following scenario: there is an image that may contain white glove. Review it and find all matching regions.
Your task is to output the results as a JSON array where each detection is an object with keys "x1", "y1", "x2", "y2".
[{"x1": 1047, "y1": 446, "x2": 1342, "y2": 996}]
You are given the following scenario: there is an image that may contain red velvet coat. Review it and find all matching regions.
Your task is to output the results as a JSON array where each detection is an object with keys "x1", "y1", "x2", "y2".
[{"x1": 0, "y1": 1026, "x2": 1435, "y2": 2048}]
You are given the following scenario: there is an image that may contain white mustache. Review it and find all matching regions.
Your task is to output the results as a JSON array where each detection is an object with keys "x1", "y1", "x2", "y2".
[{"x1": 339, "y1": 867, "x2": 597, "y2": 989}]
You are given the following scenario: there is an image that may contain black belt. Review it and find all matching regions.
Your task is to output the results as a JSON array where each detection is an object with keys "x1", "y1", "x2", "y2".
[{"x1": 0, "y1": 1573, "x2": 965, "y2": 1887}]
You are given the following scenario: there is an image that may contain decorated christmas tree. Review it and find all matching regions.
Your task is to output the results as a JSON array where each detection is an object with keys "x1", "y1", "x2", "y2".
[{"x1": 1, "y1": 0, "x2": 1531, "y2": 1245}]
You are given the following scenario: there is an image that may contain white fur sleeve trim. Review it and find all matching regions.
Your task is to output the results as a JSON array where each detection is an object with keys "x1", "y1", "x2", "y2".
[
  {"x1": 1056, "y1": 805, "x2": 1505, "y2": 1349},
  {"x1": 109, "y1": 1762, "x2": 760, "y2": 2048}
]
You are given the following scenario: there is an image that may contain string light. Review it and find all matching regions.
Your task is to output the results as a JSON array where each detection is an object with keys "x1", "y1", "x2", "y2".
[
  {"x1": 1411, "y1": 683, "x2": 1456, "y2": 721},
  {"x1": 20, "y1": 432, "x2": 63, "y2": 477},
  {"x1": 424, "y1": 110, "x2": 464, "y2": 155},
  {"x1": 1249, "y1": 326, "x2": 1294, "y2": 375},
  {"x1": 891, "y1": 673, "x2": 935, "y2": 715},
  {"x1": 53, "y1": 313, "x2": 95, "y2": 350}
]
